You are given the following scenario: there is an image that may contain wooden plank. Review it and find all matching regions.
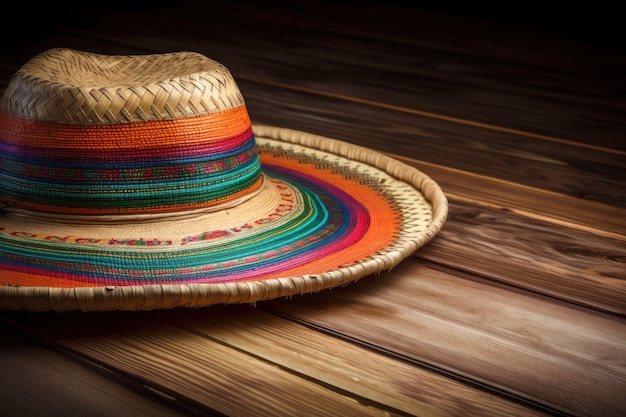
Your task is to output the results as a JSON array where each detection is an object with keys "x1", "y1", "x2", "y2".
[
  {"x1": 261, "y1": 260, "x2": 626, "y2": 417},
  {"x1": 417, "y1": 200, "x2": 626, "y2": 315},
  {"x1": 0, "y1": 310, "x2": 404, "y2": 417},
  {"x1": 238, "y1": 82, "x2": 626, "y2": 209},
  {"x1": 155, "y1": 306, "x2": 549, "y2": 417},
  {"x1": 0, "y1": 322, "x2": 193, "y2": 417},
  {"x1": 389, "y1": 156, "x2": 626, "y2": 240},
  {"x1": 241, "y1": 76, "x2": 626, "y2": 156},
  {"x1": 224, "y1": 4, "x2": 626, "y2": 151}
]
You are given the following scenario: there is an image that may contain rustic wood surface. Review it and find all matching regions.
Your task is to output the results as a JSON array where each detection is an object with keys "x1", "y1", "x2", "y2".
[{"x1": 1, "y1": 2, "x2": 624, "y2": 416}]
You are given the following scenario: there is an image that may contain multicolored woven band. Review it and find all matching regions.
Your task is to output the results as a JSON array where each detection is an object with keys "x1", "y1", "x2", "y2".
[{"x1": 0, "y1": 106, "x2": 262, "y2": 214}]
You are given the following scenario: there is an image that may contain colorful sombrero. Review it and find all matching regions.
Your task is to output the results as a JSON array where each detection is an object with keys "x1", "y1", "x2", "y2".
[{"x1": 0, "y1": 48, "x2": 447, "y2": 312}]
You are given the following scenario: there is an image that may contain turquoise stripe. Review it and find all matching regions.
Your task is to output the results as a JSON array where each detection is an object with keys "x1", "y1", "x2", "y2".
[{"x1": 0, "y1": 160, "x2": 262, "y2": 209}]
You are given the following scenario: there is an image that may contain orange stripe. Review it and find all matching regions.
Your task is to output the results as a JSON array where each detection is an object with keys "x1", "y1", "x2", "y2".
[
  {"x1": 0, "y1": 271, "x2": 97, "y2": 288},
  {"x1": 256, "y1": 151, "x2": 400, "y2": 279},
  {"x1": 0, "y1": 106, "x2": 251, "y2": 149}
]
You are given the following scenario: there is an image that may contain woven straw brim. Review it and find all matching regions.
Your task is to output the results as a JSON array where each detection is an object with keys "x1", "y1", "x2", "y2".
[{"x1": 0, "y1": 124, "x2": 448, "y2": 312}]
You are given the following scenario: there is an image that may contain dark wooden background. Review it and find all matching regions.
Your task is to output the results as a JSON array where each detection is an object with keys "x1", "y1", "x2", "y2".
[{"x1": 1, "y1": 1, "x2": 625, "y2": 416}]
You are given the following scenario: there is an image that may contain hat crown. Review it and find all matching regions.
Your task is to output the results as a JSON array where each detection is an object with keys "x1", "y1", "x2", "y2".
[
  {"x1": 1, "y1": 48, "x2": 245, "y2": 124},
  {"x1": 0, "y1": 48, "x2": 263, "y2": 216}
]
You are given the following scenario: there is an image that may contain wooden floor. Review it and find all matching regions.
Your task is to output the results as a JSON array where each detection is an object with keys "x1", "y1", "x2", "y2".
[{"x1": 1, "y1": 2, "x2": 624, "y2": 416}]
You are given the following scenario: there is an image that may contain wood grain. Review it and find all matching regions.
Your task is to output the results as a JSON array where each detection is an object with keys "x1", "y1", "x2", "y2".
[
  {"x1": 418, "y1": 200, "x2": 626, "y2": 315},
  {"x1": 0, "y1": 2, "x2": 624, "y2": 417},
  {"x1": 261, "y1": 260, "x2": 626, "y2": 417},
  {"x1": 0, "y1": 322, "x2": 193, "y2": 417},
  {"x1": 1, "y1": 306, "x2": 550, "y2": 417},
  {"x1": 236, "y1": 82, "x2": 626, "y2": 209},
  {"x1": 390, "y1": 156, "x2": 626, "y2": 240},
  {"x1": 1, "y1": 311, "x2": 401, "y2": 417}
]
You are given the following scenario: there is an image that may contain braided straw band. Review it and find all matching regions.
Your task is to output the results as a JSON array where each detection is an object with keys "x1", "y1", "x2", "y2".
[{"x1": 0, "y1": 125, "x2": 448, "y2": 312}]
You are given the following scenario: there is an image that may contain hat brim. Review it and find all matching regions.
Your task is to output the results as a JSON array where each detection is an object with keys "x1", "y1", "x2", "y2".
[{"x1": 0, "y1": 124, "x2": 448, "y2": 312}]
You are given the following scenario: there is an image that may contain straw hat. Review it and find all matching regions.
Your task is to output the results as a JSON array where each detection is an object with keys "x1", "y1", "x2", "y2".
[{"x1": 0, "y1": 48, "x2": 447, "y2": 312}]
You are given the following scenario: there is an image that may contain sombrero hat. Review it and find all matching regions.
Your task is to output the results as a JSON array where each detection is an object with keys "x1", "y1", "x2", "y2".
[{"x1": 0, "y1": 47, "x2": 447, "y2": 312}]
